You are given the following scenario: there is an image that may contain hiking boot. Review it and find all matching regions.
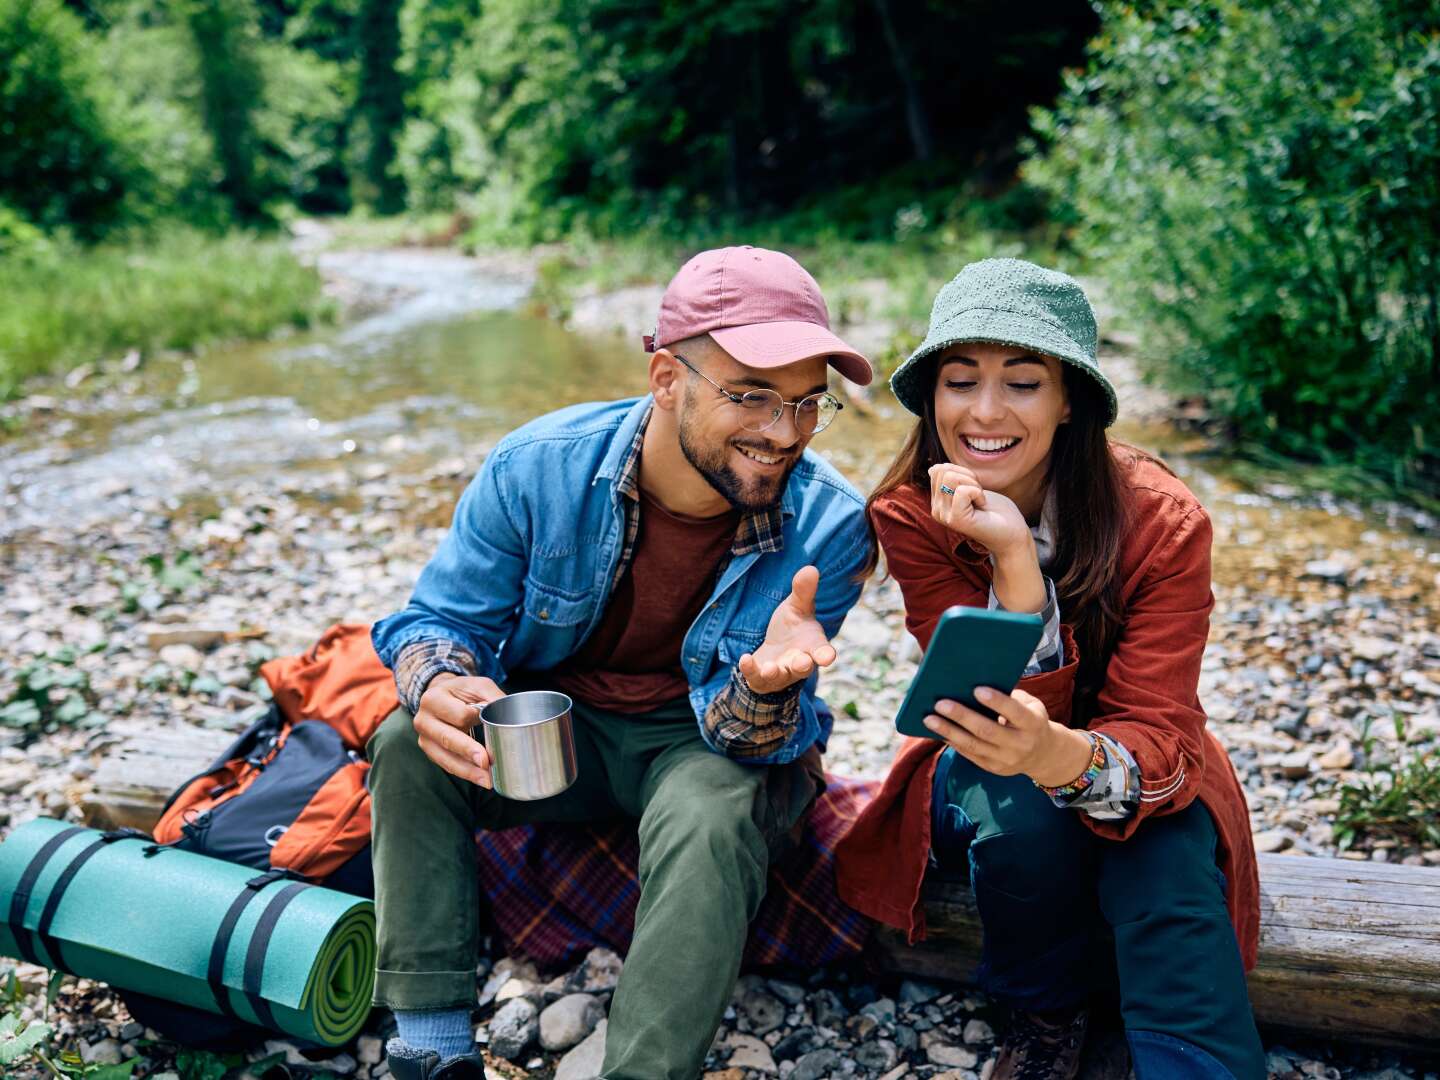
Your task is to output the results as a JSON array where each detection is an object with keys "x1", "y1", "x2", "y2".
[
  {"x1": 383, "y1": 1039, "x2": 487, "y2": 1080},
  {"x1": 991, "y1": 1006, "x2": 1089, "y2": 1080}
]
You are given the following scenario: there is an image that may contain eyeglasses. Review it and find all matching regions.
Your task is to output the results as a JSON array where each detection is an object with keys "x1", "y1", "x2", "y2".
[{"x1": 673, "y1": 354, "x2": 844, "y2": 435}]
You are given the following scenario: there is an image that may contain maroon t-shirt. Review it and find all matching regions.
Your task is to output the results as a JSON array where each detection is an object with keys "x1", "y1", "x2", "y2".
[{"x1": 551, "y1": 489, "x2": 739, "y2": 713}]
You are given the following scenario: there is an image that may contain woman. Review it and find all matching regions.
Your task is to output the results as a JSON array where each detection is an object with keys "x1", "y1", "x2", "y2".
[{"x1": 834, "y1": 259, "x2": 1265, "y2": 1079}]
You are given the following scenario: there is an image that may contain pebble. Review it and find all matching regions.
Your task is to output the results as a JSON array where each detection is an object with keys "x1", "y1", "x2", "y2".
[
  {"x1": 158, "y1": 643, "x2": 205, "y2": 670},
  {"x1": 80, "y1": 1038, "x2": 124, "y2": 1065},
  {"x1": 962, "y1": 1019, "x2": 994, "y2": 1045},
  {"x1": 860, "y1": 997, "x2": 897, "y2": 1025},
  {"x1": 898, "y1": 979, "x2": 942, "y2": 1005},
  {"x1": 724, "y1": 1033, "x2": 778, "y2": 1074},
  {"x1": 924, "y1": 1038, "x2": 979, "y2": 1069},
  {"x1": 1278, "y1": 751, "x2": 1313, "y2": 779},
  {"x1": 1253, "y1": 829, "x2": 1294, "y2": 853},
  {"x1": 773, "y1": 1027, "x2": 821, "y2": 1061},
  {"x1": 1317, "y1": 742, "x2": 1355, "y2": 770},
  {"x1": 554, "y1": 1019, "x2": 607, "y2": 1080},
  {"x1": 740, "y1": 988, "x2": 787, "y2": 1036},
  {"x1": 488, "y1": 997, "x2": 539, "y2": 1060},
  {"x1": 791, "y1": 1049, "x2": 842, "y2": 1080},
  {"x1": 855, "y1": 1038, "x2": 899, "y2": 1072},
  {"x1": 540, "y1": 993, "x2": 605, "y2": 1052}
]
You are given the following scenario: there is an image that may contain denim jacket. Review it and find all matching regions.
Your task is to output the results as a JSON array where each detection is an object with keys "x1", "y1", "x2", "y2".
[{"x1": 371, "y1": 396, "x2": 872, "y2": 765}]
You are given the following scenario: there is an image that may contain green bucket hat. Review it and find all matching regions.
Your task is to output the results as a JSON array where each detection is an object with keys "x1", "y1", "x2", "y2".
[{"x1": 889, "y1": 258, "x2": 1117, "y2": 426}]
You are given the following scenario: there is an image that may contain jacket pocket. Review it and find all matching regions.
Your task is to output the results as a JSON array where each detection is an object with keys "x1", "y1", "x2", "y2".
[
  {"x1": 521, "y1": 576, "x2": 593, "y2": 628},
  {"x1": 717, "y1": 627, "x2": 766, "y2": 665}
]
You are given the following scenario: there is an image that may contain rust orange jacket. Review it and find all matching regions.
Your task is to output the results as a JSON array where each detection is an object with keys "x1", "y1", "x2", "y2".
[{"x1": 834, "y1": 454, "x2": 1260, "y2": 970}]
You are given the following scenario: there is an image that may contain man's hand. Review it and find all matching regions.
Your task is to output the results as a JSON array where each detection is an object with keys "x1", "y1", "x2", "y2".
[
  {"x1": 414, "y1": 673, "x2": 505, "y2": 786},
  {"x1": 738, "y1": 565, "x2": 837, "y2": 695}
]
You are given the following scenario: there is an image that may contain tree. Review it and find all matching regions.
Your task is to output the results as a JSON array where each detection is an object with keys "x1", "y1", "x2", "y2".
[
  {"x1": 354, "y1": 0, "x2": 406, "y2": 212},
  {"x1": 181, "y1": 0, "x2": 271, "y2": 223},
  {"x1": 0, "y1": 0, "x2": 139, "y2": 236}
]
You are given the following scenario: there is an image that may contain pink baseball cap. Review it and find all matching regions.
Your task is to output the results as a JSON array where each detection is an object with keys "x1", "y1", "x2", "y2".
[{"x1": 643, "y1": 246, "x2": 873, "y2": 386}]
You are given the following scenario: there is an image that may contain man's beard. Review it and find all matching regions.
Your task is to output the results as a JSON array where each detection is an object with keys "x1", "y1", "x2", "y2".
[{"x1": 677, "y1": 391, "x2": 799, "y2": 512}]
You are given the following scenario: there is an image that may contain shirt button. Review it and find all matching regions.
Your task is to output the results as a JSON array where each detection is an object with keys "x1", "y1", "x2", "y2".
[
  {"x1": 687, "y1": 656, "x2": 698, "y2": 664},
  {"x1": 538, "y1": 609, "x2": 550, "y2": 621}
]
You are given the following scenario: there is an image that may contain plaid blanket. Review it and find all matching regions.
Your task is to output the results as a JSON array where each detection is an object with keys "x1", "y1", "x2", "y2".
[{"x1": 474, "y1": 774, "x2": 880, "y2": 970}]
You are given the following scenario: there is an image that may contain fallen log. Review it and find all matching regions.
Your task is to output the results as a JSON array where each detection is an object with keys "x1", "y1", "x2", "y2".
[
  {"x1": 85, "y1": 729, "x2": 1440, "y2": 1049},
  {"x1": 868, "y1": 854, "x2": 1440, "y2": 1051}
]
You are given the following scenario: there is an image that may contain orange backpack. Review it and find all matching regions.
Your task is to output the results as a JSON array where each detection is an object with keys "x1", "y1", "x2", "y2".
[{"x1": 152, "y1": 624, "x2": 398, "y2": 889}]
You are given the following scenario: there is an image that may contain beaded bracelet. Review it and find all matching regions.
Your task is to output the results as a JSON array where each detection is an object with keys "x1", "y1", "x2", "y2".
[{"x1": 1036, "y1": 730, "x2": 1106, "y2": 799}]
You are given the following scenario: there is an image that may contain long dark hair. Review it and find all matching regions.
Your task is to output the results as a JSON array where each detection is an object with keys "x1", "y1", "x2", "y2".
[{"x1": 864, "y1": 361, "x2": 1159, "y2": 714}]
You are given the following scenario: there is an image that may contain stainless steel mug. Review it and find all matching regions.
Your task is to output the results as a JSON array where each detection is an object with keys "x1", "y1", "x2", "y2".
[{"x1": 477, "y1": 690, "x2": 579, "y2": 801}]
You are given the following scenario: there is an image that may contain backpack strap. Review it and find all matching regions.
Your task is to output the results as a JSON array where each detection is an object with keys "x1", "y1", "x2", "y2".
[
  {"x1": 18, "y1": 829, "x2": 159, "y2": 972},
  {"x1": 207, "y1": 868, "x2": 310, "y2": 1024},
  {"x1": 157, "y1": 704, "x2": 285, "y2": 820}
]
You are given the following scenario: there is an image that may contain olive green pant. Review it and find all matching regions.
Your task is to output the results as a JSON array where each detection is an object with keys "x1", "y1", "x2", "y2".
[{"x1": 366, "y1": 696, "x2": 813, "y2": 1080}]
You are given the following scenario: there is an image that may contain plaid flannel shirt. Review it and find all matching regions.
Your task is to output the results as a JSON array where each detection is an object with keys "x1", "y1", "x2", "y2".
[
  {"x1": 395, "y1": 409, "x2": 800, "y2": 756},
  {"x1": 986, "y1": 495, "x2": 1141, "y2": 821}
]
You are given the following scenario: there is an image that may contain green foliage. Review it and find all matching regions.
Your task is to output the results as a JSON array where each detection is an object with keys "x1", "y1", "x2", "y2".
[
  {"x1": 0, "y1": 0, "x2": 143, "y2": 237},
  {"x1": 180, "y1": 0, "x2": 271, "y2": 223},
  {"x1": 0, "y1": 644, "x2": 105, "y2": 741},
  {"x1": 397, "y1": 0, "x2": 1095, "y2": 237},
  {"x1": 1028, "y1": 0, "x2": 1440, "y2": 490},
  {"x1": 174, "y1": 1047, "x2": 235, "y2": 1080},
  {"x1": 0, "y1": 227, "x2": 333, "y2": 395},
  {"x1": 353, "y1": 0, "x2": 407, "y2": 212},
  {"x1": 1333, "y1": 714, "x2": 1440, "y2": 852},
  {"x1": 0, "y1": 1011, "x2": 52, "y2": 1067},
  {"x1": 0, "y1": 201, "x2": 49, "y2": 257}
]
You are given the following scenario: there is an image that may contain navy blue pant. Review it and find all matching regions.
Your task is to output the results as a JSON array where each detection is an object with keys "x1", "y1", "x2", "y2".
[{"x1": 932, "y1": 748, "x2": 1266, "y2": 1080}]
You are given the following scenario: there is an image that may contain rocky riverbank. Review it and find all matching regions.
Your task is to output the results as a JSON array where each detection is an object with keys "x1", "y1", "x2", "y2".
[{"x1": 1, "y1": 238, "x2": 1437, "y2": 1079}]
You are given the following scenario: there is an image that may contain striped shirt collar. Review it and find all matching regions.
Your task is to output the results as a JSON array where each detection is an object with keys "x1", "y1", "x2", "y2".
[{"x1": 616, "y1": 404, "x2": 786, "y2": 556}]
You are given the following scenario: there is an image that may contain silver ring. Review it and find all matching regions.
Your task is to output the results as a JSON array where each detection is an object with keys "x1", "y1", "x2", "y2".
[{"x1": 938, "y1": 484, "x2": 955, "y2": 495}]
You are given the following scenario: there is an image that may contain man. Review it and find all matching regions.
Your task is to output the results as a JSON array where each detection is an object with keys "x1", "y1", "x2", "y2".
[{"x1": 368, "y1": 245, "x2": 874, "y2": 1080}]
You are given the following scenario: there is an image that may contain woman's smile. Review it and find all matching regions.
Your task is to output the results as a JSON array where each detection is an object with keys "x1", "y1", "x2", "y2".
[{"x1": 958, "y1": 433, "x2": 1024, "y2": 459}]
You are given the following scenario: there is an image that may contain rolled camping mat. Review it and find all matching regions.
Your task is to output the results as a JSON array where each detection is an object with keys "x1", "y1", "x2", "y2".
[{"x1": 0, "y1": 817, "x2": 375, "y2": 1046}]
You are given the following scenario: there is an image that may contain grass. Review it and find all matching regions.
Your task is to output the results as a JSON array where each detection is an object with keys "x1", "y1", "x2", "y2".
[
  {"x1": 0, "y1": 227, "x2": 335, "y2": 398},
  {"x1": 1333, "y1": 715, "x2": 1440, "y2": 853}
]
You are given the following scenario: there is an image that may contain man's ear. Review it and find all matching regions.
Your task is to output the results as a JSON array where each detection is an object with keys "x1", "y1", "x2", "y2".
[{"x1": 650, "y1": 348, "x2": 683, "y2": 411}]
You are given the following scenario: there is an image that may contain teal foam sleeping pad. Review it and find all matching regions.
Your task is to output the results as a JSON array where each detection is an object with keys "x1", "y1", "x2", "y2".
[{"x1": 0, "y1": 818, "x2": 376, "y2": 1046}]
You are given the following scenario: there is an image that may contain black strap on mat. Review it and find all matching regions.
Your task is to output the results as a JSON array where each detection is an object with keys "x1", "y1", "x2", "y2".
[
  {"x1": 207, "y1": 869, "x2": 309, "y2": 1023},
  {"x1": 33, "y1": 830, "x2": 159, "y2": 973},
  {"x1": 242, "y1": 881, "x2": 310, "y2": 1030},
  {"x1": 7, "y1": 825, "x2": 84, "y2": 965}
]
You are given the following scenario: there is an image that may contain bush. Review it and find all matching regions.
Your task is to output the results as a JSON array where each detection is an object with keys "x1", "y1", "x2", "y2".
[
  {"x1": 1028, "y1": 0, "x2": 1440, "y2": 490},
  {"x1": 0, "y1": 0, "x2": 143, "y2": 237}
]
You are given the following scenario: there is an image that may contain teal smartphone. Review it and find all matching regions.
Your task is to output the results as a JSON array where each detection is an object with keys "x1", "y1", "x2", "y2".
[{"x1": 893, "y1": 606, "x2": 1045, "y2": 739}]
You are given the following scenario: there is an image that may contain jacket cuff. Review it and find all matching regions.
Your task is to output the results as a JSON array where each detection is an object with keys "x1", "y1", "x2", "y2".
[
  {"x1": 702, "y1": 667, "x2": 802, "y2": 760},
  {"x1": 1048, "y1": 731, "x2": 1139, "y2": 820},
  {"x1": 393, "y1": 638, "x2": 479, "y2": 715},
  {"x1": 989, "y1": 576, "x2": 1064, "y2": 674}
]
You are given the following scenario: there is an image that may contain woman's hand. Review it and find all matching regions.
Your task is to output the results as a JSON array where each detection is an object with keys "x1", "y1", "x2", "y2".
[
  {"x1": 928, "y1": 463, "x2": 1047, "y2": 612},
  {"x1": 922, "y1": 686, "x2": 1095, "y2": 788},
  {"x1": 928, "y1": 463, "x2": 1031, "y2": 559}
]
